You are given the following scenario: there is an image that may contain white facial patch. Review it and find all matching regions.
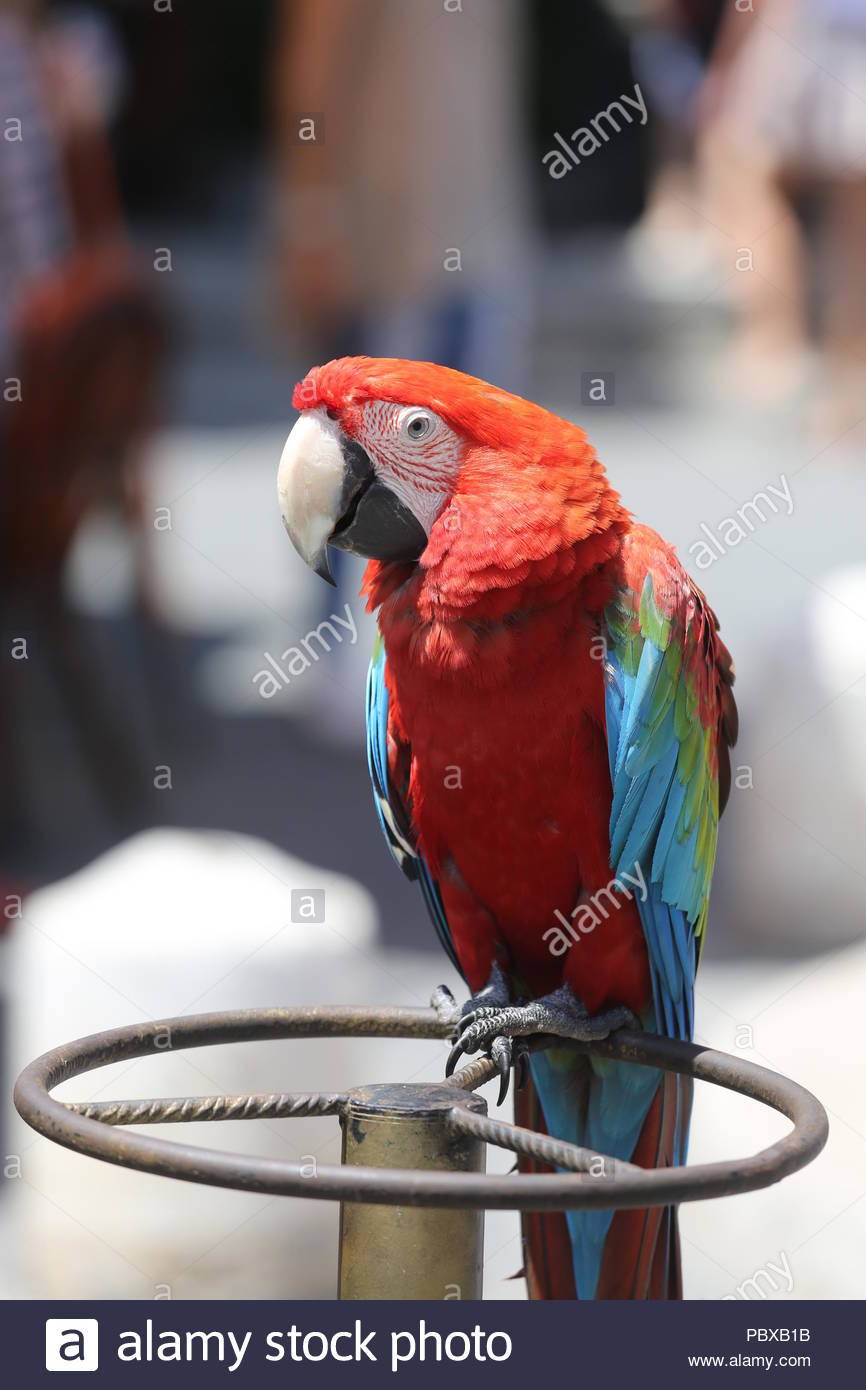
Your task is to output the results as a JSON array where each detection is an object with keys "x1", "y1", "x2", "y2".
[
  {"x1": 353, "y1": 399, "x2": 463, "y2": 535},
  {"x1": 277, "y1": 408, "x2": 346, "y2": 565}
]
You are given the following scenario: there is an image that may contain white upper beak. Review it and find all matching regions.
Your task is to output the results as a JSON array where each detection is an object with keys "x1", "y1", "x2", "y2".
[{"x1": 277, "y1": 408, "x2": 346, "y2": 582}]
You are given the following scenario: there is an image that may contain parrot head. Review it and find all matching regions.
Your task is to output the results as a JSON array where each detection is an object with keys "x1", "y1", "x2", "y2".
[{"x1": 278, "y1": 355, "x2": 620, "y2": 587}]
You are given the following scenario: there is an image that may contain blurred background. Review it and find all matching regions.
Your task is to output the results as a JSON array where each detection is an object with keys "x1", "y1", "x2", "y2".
[{"x1": 1, "y1": 0, "x2": 865, "y2": 1301}]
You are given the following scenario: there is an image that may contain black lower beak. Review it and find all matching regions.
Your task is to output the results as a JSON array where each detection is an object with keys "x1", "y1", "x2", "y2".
[{"x1": 329, "y1": 439, "x2": 427, "y2": 570}]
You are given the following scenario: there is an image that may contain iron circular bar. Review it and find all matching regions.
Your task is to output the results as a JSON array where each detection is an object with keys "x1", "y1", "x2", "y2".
[{"x1": 13, "y1": 1004, "x2": 828, "y2": 1211}]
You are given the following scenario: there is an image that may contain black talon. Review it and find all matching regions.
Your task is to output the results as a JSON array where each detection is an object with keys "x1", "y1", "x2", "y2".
[
  {"x1": 445, "y1": 1039, "x2": 465, "y2": 1076},
  {"x1": 515, "y1": 1044, "x2": 529, "y2": 1092},
  {"x1": 495, "y1": 1042, "x2": 512, "y2": 1106}
]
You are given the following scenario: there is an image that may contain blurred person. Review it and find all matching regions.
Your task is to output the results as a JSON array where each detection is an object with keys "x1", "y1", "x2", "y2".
[
  {"x1": 0, "y1": 0, "x2": 74, "y2": 871},
  {"x1": 270, "y1": 0, "x2": 533, "y2": 388},
  {"x1": 0, "y1": 0, "x2": 72, "y2": 370},
  {"x1": 0, "y1": 1, "x2": 163, "y2": 869},
  {"x1": 270, "y1": 0, "x2": 535, "y2": 734},
  {"x1": 698, "y1": 0, "x2": 866, "y2": 431},
  {"x1": 614, "y1": 0, "x2": 727, "y2": 285},
  {"x1": 1, "y1": 1, "x2": 160, "y2": 588}
]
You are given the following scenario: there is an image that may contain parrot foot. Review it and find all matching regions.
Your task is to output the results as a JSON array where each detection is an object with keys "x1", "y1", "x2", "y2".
[
  {"x1": 445, "y1": 985, "x2": 639, "y2": 1100},
  {"x1": 430, "y1": 963, "x2": 511, "y2": 1028},
  {"x1": 434, "y1": 966, "x2": 524, "y2": 1103}
]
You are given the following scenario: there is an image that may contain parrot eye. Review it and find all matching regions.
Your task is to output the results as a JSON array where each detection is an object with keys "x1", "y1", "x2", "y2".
[{"x1": 401, "y1": 409, "x2": 433, "y2": 443}]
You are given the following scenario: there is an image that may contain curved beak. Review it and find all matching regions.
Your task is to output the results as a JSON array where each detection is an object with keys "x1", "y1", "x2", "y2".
[{"x1": 277, "y1": 409, "x2": 427, "y2": 584}]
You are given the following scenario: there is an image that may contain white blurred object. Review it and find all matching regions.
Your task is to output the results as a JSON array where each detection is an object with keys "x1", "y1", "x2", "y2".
[
  {"x1": 11, "y1": 827, "x2": 380, "y2": 1017},
  {"x1": 0, "y1": 827, "x2": 519, "y2": 1298},
  {"x1": 64, "y1": 507, "x2": 136, "y2": 615},
  {"x1": 719, "y1": 562, "x2": 866, "y2": 951},
  {"x1": 2, "y1": 828, "x2": 394, "y2": 1298},
  {"x1": 809, "y1": 565, "x2": 866, "y2": 788},
  {"x1": 139, "y1": 428, "x2": 320, "y2": 637}
]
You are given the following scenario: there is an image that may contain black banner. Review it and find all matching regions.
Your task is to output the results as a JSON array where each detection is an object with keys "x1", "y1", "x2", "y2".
[{"x1": 5, "y1": 1299, "x2": 855, "y2": 1385}]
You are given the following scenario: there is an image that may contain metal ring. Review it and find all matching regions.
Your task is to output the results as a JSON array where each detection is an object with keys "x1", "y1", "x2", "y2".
[{"x1": 13, "y1": 1004, "x2": 829, "y2": 1210}]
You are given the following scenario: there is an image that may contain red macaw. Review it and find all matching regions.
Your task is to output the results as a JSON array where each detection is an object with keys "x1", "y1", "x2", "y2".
[{"x1": 278, "y1": 357, "x2": 737, "y2": 1299}]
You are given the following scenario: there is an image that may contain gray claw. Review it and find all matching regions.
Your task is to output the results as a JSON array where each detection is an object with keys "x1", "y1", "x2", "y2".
[
  {"x1": 514, "y1": 1040, "x2": 530, "y2": 1092},
  {"x1": 445, "y1": 1038, "x2": 465, "y2": 1076},
  {"x1": 491, "y1": 1036, "x2": 512, "y2": 1105}
]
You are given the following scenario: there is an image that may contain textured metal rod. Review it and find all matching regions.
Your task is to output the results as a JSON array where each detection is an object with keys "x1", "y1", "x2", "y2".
[
  {"x1": 447, "y1": 1107, "x2": 642, "y2": 1176},
  {"x1": 445, "y1": 1055, "x2": 498, "y2": 1092},
  {"x1": 13, "y1": 1006, "x2": 829, "y2": 1210},
  {"x1": 67, "y1": 1092, "x2": 347, "y2": 1126}
]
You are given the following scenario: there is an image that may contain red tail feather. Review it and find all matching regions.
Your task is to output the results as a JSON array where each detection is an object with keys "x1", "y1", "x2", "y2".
[{"x1": 516, "y1": 1071, "x2": 692, "y2": 1299}]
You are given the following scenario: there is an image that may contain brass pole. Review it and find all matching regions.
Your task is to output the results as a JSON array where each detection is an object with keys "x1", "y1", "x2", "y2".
[{"x1": 338, "y1": 1083, "x2": 486, "y2": 1300}]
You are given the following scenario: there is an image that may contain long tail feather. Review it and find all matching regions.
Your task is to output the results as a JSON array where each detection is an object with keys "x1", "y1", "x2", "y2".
[
  {"x1": 515, "y1": 1078, "x2": 577, "y2": 1299},
  {"x1": 516, "y1": 1066, "x2": 692, "y2": 1300}
]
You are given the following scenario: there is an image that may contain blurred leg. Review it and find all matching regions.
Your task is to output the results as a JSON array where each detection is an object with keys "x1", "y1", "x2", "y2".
[
  {"x1": 817, "y1": 177, "x2": 866, "y2": 439},
  {"x1": 700, "y1": 130, "x2": 808, "y2": 399}
]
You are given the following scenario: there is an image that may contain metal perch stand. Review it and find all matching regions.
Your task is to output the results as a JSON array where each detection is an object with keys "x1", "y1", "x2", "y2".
[{"x1": 14, "y1": 1005, "x2": 829, "y2": 1299}]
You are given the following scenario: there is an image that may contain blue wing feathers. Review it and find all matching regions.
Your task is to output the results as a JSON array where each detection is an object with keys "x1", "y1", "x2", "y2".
[
  {"x1": 562, "y1": 571, "x2": 711, "y2": 1294},
  {"x1": 651, "y1": 774, "x2": 687, "y2": 885},
  {"x1": 365, "y1": 637, "x2": 462, "y2": 976},
  {"x1": 617, "y1": 745, "x2": 677, "y2": 874},
  {"x1": 624, "y1": 704, "x2": 676, "y2": 780},
  {"x1": 606, "y1": 643, "x2": 697, "y2": 1046},
  {"x1": 618, "y1": 642, "x2": 665, "y2": 773}
]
